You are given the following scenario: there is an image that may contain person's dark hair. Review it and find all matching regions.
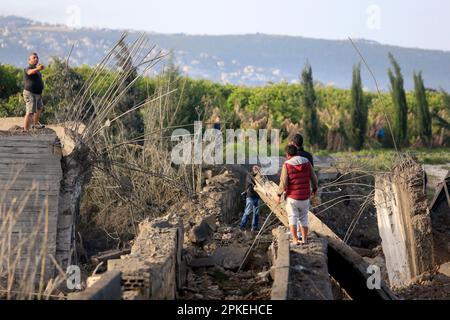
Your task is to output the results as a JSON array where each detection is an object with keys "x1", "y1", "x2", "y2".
[
  {"x1": 292, "y1": 133, "x2": 303, "y2": 147},
  {"x1": 29, "y1": 52, "x2": 38, "y2": 58},
  {"x1": 285, "y1": 145, "x2": 298, "y2": 157}
]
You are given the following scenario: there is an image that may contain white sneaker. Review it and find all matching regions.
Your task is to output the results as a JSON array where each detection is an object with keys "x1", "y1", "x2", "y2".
[{"x1": 32, "y1": 123, "x2": 45, "y2": 129}]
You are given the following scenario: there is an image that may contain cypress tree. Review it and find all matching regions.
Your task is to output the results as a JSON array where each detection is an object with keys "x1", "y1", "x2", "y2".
[
  {"x1": 388, "y1": 53, "x2": 408, "y2": 147},
  {"x1": 301, "y1": 62, "x2": 320, "y2": 146},
  {"x1": 349, "y1": 63, "x2": 367, "y2": 150},
  {"x1": 413, "y1": 71, "x2": 432, "y2": 146}
]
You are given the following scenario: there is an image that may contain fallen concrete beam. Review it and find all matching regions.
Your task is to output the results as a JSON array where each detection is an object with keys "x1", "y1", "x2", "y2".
[
  {"x1": 91, "y1": 248, "x2": 131, "y2": 266},
  {"x1": 375, "y1": 157, "x2": 434, "y2": 288},
  {"x1": 254, "y1": 174, "x2": 397, "y2": 300},
  {"x1": 309, "y1": 212, "x2": 396, "y2": 300},
  {"x1": 67, "y1": 271, "x2": 122, "y2": 300},
  {"x1": 289, "y1": 232, "x2": 333, "y2": 300},
  {"x1": 270, "y1": 228, "x2": 290, "y2": 300}
]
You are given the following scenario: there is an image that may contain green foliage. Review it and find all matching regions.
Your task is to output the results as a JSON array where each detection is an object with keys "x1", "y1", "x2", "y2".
[
  {"x1": 42, "y1": 58, "x2": 84, "y2": 123},
  {"x1": 301, "y1": 63, "x2": 321, "y2": 146},
  {"x1": 139, "y1": 63, "x2": 238, "y2": 134},
  {"x1": 413, "y1": 72, "x2": 432, "y2": 146},
  {"x1": 0, "y1": 60, "x2": 448, "y2": 150},
  {"x1": 112, "y1": 40, "x2": 144, "y2": 139},
  {"x1": 0, "y1": 92, "x2": 24, "y2": 117},
  {"x1": 432, "y1": 90, "x2": 450, "y2": 132},
  {"x1": 0, "y1": 64, "x2": 22, "y2": 99},
  {"x1": 349, "y1": 63, "x2": 368, "y2": 150},
  {"x1": 388, "y1": 53, "x2": 408, "y2": 148},
  {"x1": 0, "y1": 64, "x2": 23, "y2": 117},
  {"x1": 331, "y1": 147, "x2": 450, "y2": 172}
]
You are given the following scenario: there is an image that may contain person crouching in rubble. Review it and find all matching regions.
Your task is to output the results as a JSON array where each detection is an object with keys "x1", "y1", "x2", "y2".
[
  {"x1": 239, "y1": 166, "x2": 261, "y2": 233},
  {"x1": 275, "y1": 145, "x2": 318, "y2": 245}
]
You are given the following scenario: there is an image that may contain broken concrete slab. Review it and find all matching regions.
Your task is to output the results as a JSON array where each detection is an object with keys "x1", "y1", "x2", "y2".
[
  {"x1": 108, "y1": 216, "x2": 184, "y2": 299},
  {"x1": 188, "y1": 246, "x2": 248, "y2": 271},
  {"x1": 67, "y1": 271, "x2": 122, "y2": 300},
  {"x1": 289, "y1": 232, "x2": 334, "y2": 300},
  {"x1": 188, "y1": 216, "x2": 215, "y2": 245},
  {"x1": 189, "y1": 257, "x2": 215, "y2": 268},
  {"x1": 212, "y1": 246, "x2": 248, "y2": 270},
  {"x1": 270, "y1": 227, "x2": 290, "y2": 300},
  {"x1": 375, "y1": 157, "x2": 434, "y2": 288},
  {"x1": 439, "y1": 262, "x2": 450, "y2": 277}
]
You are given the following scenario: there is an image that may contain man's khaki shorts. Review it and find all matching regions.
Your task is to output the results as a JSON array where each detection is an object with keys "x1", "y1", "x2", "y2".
[{"x1": 23, "y1": 90, "x2": 44, "y2": 114}]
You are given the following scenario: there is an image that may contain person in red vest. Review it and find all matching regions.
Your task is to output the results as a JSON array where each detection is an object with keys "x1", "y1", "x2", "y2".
[{"x1": 275, "y1": 145, "x2": 318, "y2": 245}]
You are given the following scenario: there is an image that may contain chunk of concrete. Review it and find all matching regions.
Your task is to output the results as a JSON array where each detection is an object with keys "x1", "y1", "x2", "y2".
[
  {"x1": 439, "y1": 262, "x2": 450, "y2": 277},
  {"x1": 212, "y1": 246, "x2": 248, "y2": 270},
  {"x1": 289, "y1": 233, "x2": 334, "y2": 300},
  {"x1": 375, "y1": 157, "x2": 434, "y2": 288},
  {"x1": 188, "y1": 216, "x2": 216, "y2": 245},
  {"x1": 67, "y1": 271, "x2": 122, "y2": 300},
  {"x1": 189, "y1": 257, "x2": 216, "y2": 268}
]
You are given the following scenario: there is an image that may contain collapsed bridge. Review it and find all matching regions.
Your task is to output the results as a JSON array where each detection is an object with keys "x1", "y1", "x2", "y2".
[{"x1": 0, "y1": 119, "x2": 449, "y2": 300}]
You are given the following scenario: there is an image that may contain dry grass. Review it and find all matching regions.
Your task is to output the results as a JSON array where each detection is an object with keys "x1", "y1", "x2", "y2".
[{"x1": 67, "y1": 34, "x2": 202, "y2": 250}]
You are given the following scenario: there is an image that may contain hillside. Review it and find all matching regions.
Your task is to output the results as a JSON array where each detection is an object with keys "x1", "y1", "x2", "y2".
[{"x1": 1, "y1": 15, "x2": 450, "y2": 91}]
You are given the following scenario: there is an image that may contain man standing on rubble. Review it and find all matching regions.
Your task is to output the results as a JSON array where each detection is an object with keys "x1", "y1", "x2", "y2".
[
  {"x1": 291, "y1": 133, "x2": 314, "y2": 167},
  {"x1": 23, "y1": 52, "x2": 45, "y2": 131},
  {"x1": 290, "y1": 133, "x2": 315, "y2": 235},
  {"x1": 239, "y1": 166, "x2": 261, "y2": 233},
  {"x1": 275, "y1": 145, "x2": 318, "y2": 245}
]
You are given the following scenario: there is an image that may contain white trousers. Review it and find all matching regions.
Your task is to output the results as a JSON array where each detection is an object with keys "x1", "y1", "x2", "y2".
[{"x1": 286, "y1": 197, "x2": 310, "y2": 228}]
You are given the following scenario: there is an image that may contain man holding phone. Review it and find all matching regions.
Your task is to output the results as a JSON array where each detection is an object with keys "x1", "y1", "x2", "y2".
[{"x1": 23, "y1": 52, "x2": 45, "y2": 131}]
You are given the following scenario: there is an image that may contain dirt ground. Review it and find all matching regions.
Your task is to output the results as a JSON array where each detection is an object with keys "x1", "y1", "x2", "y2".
[{"x1": 394, "y1": 271, "x2": 450, "y2": 300}]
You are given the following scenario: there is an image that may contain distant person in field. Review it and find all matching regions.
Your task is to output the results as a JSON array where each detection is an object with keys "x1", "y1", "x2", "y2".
[
  {"x1": 275, "y1": 145, "x2": 318, "y2": 246},
  {"x1": 376, "y1": 127, "x2": 385, "y2": 143},
  {"x1": 23, "y1": 52, "x2": 45, "y2": 131},
  {"x1": 213, "y1": 115, "x2": 221, "y2": 131}
]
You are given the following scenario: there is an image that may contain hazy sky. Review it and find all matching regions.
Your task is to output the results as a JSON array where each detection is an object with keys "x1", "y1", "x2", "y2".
[{"x1": 1, "y1": 0, "x2": 449, "y2": 51}]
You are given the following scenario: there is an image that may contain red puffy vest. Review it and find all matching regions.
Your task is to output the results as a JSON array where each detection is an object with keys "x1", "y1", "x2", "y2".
[{"x1": 284, "y1": 156, "x2": 312, "y2": 200}]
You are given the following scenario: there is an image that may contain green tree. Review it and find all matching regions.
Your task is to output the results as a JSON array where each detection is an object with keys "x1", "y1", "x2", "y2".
[
  {"x1": 349, "y1": 63, "x2": 368, "y2": 150},
  {"x1": 0, "y1": 64, "x2": 22, "y2": 100},
  {"x1": 42, "y1": 58, "x2": 84, "y2": 122},
  {"x1": 108, "y1": 39, "x2": 145, "y2": 140},
  {"x1": 388, "y1": 53, "x2": 408, "y2": 147},
  {"x1": 413, "y1": 72, "x2": 432, "y2": 146},
  {"x1": 301, "y1": 62, "x2": 320, "y2": 146},
  {"x1": 0, "y1": 93, "x2": 24, "y2": 117}
]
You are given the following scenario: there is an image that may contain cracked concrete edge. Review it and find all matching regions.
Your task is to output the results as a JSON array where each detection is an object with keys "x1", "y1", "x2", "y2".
[
  {"x1": 270, "y1": 227, "x2": 290, "y2": 300},
  {"x1": 67, "y1": 270, "x2": 122, "y2": 300}
]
